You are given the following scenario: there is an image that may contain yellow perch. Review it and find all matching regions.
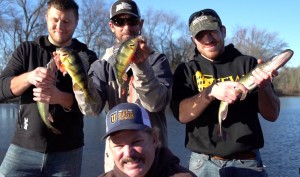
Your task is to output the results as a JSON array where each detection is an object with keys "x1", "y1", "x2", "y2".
[
  {"x1": 56, "y1": 48, "x2": 94, "y2": 103},
  {"x1": 114, "y1": 37, "x2": 139, "y2": 84}
]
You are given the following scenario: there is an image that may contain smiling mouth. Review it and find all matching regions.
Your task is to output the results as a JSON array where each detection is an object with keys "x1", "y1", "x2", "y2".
[{"x1": 123, "y1": 157, "x2": 142, "y2": 166}]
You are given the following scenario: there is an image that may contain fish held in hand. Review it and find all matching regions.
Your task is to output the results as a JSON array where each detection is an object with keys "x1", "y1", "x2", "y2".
[
  {"x1": 114, "y1": 37, "x2": 139, "y2": 84},
  {"x1": 218, "y1": 49, "x2": 294, "y2": 139},
  {"x1": 37, "y1": 59, "x2": 61, "y2": 134},
  {"x1": 56, "y1": 48, "x2": 95, "y2": 103}
]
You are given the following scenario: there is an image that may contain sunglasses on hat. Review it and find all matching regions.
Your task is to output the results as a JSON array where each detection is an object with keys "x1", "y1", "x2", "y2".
[{"x1": 111, "y1": 17, "x2": 140, "y2": 27}]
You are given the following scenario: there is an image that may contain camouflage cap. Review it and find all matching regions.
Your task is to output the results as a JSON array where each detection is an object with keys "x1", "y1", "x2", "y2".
[{"x1": 189, "y1": 9, "x2": 222, "y2": 37}]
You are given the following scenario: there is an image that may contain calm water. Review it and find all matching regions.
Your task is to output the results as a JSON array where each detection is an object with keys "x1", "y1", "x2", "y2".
[{"x1": 0, "y1": 97, "x2": 299, "y2": 177}]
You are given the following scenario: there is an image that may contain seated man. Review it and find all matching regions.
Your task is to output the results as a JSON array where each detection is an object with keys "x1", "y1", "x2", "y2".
[{"x1": 99, "y1": 103, "x2": 196, "y2": 177}]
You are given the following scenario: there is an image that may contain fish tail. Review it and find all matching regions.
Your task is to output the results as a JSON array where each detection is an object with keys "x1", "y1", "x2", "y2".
[
  {"x1": 218, "y1": 125, "x2": 226, "y2": 141},
  {"x1": 37, "y1": 102, "x2": 61, "y2": 134},
  {"x1": 218, "y1": 101, "x2": 229, "y2": 121},
  {"x1": 50, "y1": 127, "x2": 61, "y2": 134},
  {"x1": 218, "y1": 101, "x2": 228, "y2": 141},
  {"x1": 48, "y1": 114, "x2": 54, "y2": 123},
  {"x1": 219, "y1": 123, "x2": 223, "y2": 137}
]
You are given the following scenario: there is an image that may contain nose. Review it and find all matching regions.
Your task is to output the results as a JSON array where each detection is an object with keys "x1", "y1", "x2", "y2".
[
  {"x1": 201, "y1": 33, "x2": 214, "y2": 43},
  {"x1": 123, "y1": 145, "x2": 134, "y2": 157},
  {"x1": 56, "y1": 20, "x2": 64, "y2": 29}
]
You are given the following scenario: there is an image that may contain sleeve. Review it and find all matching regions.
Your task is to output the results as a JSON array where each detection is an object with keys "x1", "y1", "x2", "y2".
[
  {"x1": 170, "y1": 63, "x2": 198, "y2": 120},
  {"x1": 131, "y1": 53, "x2": 173, "y2": 112},
  {"x1": 0, "y1": 44, "x2": 26, "y2": 101},
  {"x1": 84, "y1": 59, "x2": 110, "y2": 114},
  {"x1": 73, "y1": 77, "x2": 103, "y2": 116}
]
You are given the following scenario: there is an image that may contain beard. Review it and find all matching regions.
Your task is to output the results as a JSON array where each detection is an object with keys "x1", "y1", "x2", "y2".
[{"x1": 49, "y1": 32, "x2": 73, "y2": 47}]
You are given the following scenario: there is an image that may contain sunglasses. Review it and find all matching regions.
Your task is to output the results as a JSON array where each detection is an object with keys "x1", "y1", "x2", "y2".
[{"x1": 111, "y1": 17, "x2": 140, "y2": 27}]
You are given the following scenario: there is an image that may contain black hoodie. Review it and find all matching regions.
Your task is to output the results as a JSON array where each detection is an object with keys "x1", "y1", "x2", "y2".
[
  {"x1": 0, "y1": 36, "x2": 97, "y2": 152},
  {"x1": 171, "y1": 44, "x2": 267, "y2": 157}
]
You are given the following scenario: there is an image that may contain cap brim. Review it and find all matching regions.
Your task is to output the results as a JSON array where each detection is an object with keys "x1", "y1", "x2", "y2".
[
  {"x1": 102, "y1": 124, "x2": 149, "y2": 140},
  {"x1": 190, "y1": 21, "x2": 219, "y2": 37}
]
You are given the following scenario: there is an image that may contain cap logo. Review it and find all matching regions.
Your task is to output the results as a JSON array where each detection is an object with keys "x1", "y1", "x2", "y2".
[
  {"x1": 192, "y1": 16, "x2": 209, "y2": 26},
  {"x1": 110, "y1": 109, "x2": 135, "y2": 123},
  {"x1": 116, "y1": 2, "x2": 132, "y2": 12}
]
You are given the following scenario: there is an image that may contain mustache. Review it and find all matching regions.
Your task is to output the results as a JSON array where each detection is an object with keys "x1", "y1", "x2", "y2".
[
  {"x1": 122, "y1": 30, "x2": 140, "y2": 36},
  {"x1": 121, "y1": 155, "x2": 142, "y2": 163},
  {"x1": 204, "y1": 40, "x2": 217, "y2": 45}
]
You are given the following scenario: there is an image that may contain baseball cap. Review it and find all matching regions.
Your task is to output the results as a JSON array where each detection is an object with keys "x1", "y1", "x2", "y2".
[
  {"x1": 110, "y1": 0, "x2": 141, "y2": 19},
  {"x1": 189, "y1": 9, "x2": 222, "y2": 37},
  {"x1": 102, "y1": 103, "x2": 152, "y2": 140}
]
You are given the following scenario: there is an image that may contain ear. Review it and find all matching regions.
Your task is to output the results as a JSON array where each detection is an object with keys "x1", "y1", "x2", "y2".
[
  {"x1": 221, "y1": 26, "x2": 226, "y2": 38},
  {"x1": 109, "y1": 22, "x2": 115, "y2": 33},
  {"x1": 139, "y1": 19, "x2": 144, "y2": 29},
  {"x1": 191, "y1": 36, "x2": 196, "y2": 45},
  {"x1": 75, "y1": 19, "x2": 79, "y2": 28}
]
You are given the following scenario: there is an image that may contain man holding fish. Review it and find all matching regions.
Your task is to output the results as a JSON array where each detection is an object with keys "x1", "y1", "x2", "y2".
[
  {"x1": 0, "y1": 0, "x2": 97, "y2": 176},
  {"x1": 170, "y1": 9, "x2": 284, "y2": 177},
  {"x1": 83, "y1": 0, "x2": 173, "y2": 172}
]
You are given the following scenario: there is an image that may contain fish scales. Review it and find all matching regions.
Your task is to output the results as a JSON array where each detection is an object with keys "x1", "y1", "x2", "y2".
[
  {"x1": 115, "y1": 37, "x2": 139, "y2": 84},
  {"x1": 217, "y1": 49, "x2": 294, "y2": 140},
  {"x1": 37, "y1": 59, "x2": 61, "y2": 134},
  {"x1": 56, "y1": 48, "x2": 91, "y2": 99}
]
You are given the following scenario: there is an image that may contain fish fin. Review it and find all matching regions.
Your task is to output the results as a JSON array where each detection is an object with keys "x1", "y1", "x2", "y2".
[
  {"x1": 48, "y1": 114, "x2": 54, "y2": 123},
  {"x1": 73, "y1": 82, "x2": 81, "y2": 91},
  {"x1": 50, "y1": 127, "x2": 61, "y2": 134},
  {"x1": 219, "y1": 102, "x2": 229, "y2": 121},
  {"x1": 240, "y1": 92, "x2": 247, "y2": 101},
  {"x1": 218, "y1": 125, "x2": 227, "y2": 141},
  {"x1": 218, "y1": 101, "x2": 228, "y2": 141}
]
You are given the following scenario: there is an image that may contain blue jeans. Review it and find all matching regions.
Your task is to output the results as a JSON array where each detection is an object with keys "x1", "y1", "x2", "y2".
[
  {"x1": 189, "y1": 150, "x2": 268, "y2": 177},
  {"x1": 0, "y1": 144, "x2": 82, "y2": 177}
]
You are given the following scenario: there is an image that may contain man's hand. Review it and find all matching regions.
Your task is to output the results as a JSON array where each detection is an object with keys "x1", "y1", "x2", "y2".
[
  {"x1": 210, "y1": 81, "x2": 248, "y2": 104},
  {"x1": 133, "y1": 36, "x2": 152, "y2": 64},
  {"x1": 251, "y1": 59, "x2": 277, "y2": 89},
  {"x1": 27, "y1": 67, "x2": 56, "y2": 88}
]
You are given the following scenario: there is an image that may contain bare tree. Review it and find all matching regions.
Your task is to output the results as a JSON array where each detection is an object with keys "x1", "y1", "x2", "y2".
[
  {"x1": 142, "y1": 8, "x2": 194, "y2": 69},
  {"x1": 76, "y1": 0, "x2": 113, "y2": 58},
  {"x1": 230, "y1": 25, "x2": 288, "y2": 60},
  {"x1": 0, "y1": 0, "x2": 47, "y2": 71}
]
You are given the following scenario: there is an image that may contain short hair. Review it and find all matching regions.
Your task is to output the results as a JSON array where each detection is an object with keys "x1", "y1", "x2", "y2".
[{"x1": 47, "y1": 0, "x2": 79, "y2": 20}]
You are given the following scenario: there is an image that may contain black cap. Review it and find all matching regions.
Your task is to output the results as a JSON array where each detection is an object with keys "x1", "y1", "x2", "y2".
[
  {"x1": 110, "y1": 0, "x2": 140, "y2": 19},
  {"x1": 189, "y1": 9, "x2": 222, "y2": 37}
]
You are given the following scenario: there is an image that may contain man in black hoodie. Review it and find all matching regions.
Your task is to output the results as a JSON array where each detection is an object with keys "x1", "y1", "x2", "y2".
[
  {"x1": 0, "y1": 0, "x2": 97, "y2": 176},
  {"x1": 99, "y1": 103, "x2": 195, "y2": 177},
  {"x1": 170, "y1": 9, "x2": 280, "y2": 177}
]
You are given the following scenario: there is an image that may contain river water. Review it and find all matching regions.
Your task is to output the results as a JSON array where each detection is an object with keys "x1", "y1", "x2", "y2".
[{"x1": 0, "y1": 97, "x2": 299, "y2": 177}]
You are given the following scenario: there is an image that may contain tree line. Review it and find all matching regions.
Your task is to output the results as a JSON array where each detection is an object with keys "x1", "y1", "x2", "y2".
[{"x1": 0, "y1": 0, "x2": 299, "y2": 103}]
